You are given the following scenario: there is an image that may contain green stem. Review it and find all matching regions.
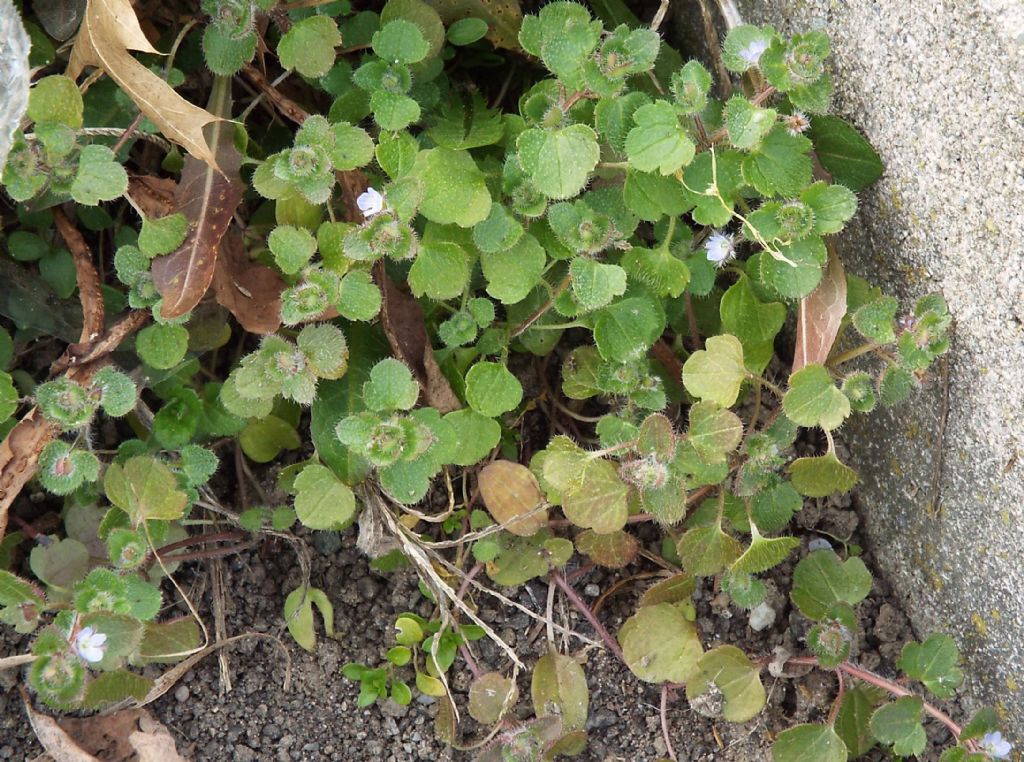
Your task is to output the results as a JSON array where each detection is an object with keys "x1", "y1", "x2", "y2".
[{"x1": 827, "y1": 342, "x2": 879, "y2": 367}]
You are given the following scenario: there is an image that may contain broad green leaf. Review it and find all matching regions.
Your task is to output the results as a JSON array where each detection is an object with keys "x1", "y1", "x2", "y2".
[
  {"x1": 444, "y1": 409, "x2": 501, "y2": 466},
  {"x1": 29, "y1": 75, "x2": 83, "y2": 128},
  {"x1": 789, "y1": 451, "x2": 858, "y2": 497},
  {"x1": 447, "y1": 17, "x2": 488, "y2": 46},
  {"x1": 772, "y1": 724, "x2": 847, "y2": 762},
  {"x1": 135, "y1": 323, "x2": 189, "y2": 370},
  {"x1": 724, "y1": 95, "x2": 777, "y2": 150},
  {"x1": 371, "y1": 91, "x2": 421, "y2": 132},
  {"x1": 278, "y1": 16, "x2": 341, "y2": 78},
  {"x1": 593, "y1": 296, "x2": 664, "y2": 362},
  {"x1": 621, "y1": 246, "x2": 690, "y2": 298},
  {"x1": 138, "y1": 213, "x2": 188, "y2": 258},
  {"x1": 82, "y1": 670, "x2": 152, "y2": 709},
  {"x1": 853, "y1": 296, "x2": 899, "y2": 344},
  {"x1": 681, "y1": 334, "x2": 746, "y2": 407},
  {"x1": 686, "y1": 645, "x2": 766, "y2": 722},
  {"x1": 104, "y1": 457, "x2": 188, "y2": 523},
  {"x1": 138, "y1": 617, "x2": 201, "y2": 663},
  {"x1": 625, "y1": 101, "x2": 696, "y2": 175},
  {"x1": 0, "y1": 372, "x2": 17, "y2": 421},
  {"x1": 897, "y1": 633, "x2": 964, "y2": 699},
  {"x1": 478, "y1": 460, "x2": 547, "y2": 536},
  {"x1": 532, "y1": 653, "x2": 589, "y2": 733},
  {"x1": 802, "y1": 182, "x2": 857, "y2": 235},
  {"x1": 783, "y1": 364, "x2": 850, "y2": 431},
  {"x1": 730, "y1": 525, "x2": 800, "y2": 574},
  {"x1": 639, "y1": 573, "x2": 696, "y2": 608},
  {"x1": 79, "y1": 612, "x2": 143, "y2": 671},
  {"x1": 623, "y1": 169, "x2": 687, "y2": 221},
  {"x1": 808, "y1": 115, "x2": 883, "y2": 191},
  {"x1": 408, "y1": 242, "x2": 469, "y2": 300},
  {"x1": 687, "y1": 401, "x2": 743, "y2": 463},
  {"x1": 760, "y1": 236, "x2": 828, "y2": 299},
  {"x1": 413, "y1": 148, "x2": 491, "y2": 227},
  {"x1": 284, "y1": 585, "x2": 335, "y2": 651},
  {"x1": 268, "y1": 225, "x2": 317, "y2": 275},
  {"x1": 835, "y1": 685, "x2": 879, "y2": 757},
  {"x1": 637, "y1": 413, "x2": 676, "y2": 460},
  {"x1": 517, "y1": 124, "x2": 600, "y2": 200},
  {"x1": 570, "y1": 258, "x2": 627, "y2": 312},
  {"x1": 480, "y1": 232, "x2": 546, "y2": 304},
  {"x1": 561, "y1": 457, "x2": 628, "y2": 533},
  {"x1": 239, "y1": 415, "x2": 301, "y2": 463},
  {"x1": 465, "y1": 361, "x2": 523, "y2": 417},
  {"x1": 363, "y1": 358, "x2": 420, "y2": 412},
  {"x1": 71, "y1": 145, "x2": 128, "y2": 205},
  {"x1": 751, "y1": 482, "x2": 803, "y2": 533},
  {"x1": 373, "y1": 19, "x2": 429, "y2": 64},
  {"x1": 791, "y1": 549, "x2": 872, "y2": 620},
  {"x1": 487, "y1": 531, "x2": 567, "y2": 586},
  {"x1": 30, "y1": 538, "x2": 89, "y2": 589},
  {"x1": 620, "y1": 603, "x2": 703, "y2": 684},
  {"x1": 870, "y1": 697, "x2": 926, "y2": 757},
  {"x1": 742, "y1": 125, "x2": 813, "y2": 197},
  {"x1": 596, "y1": 92, "x2": 652, "y2": 153},
  {"x1": 293, "y1": 465, "x2": 356, "y2": 530},
  {"x1": 311, "y1": 325, "x2": 386, "y2": 484},
  {"x1": 677, "y1": 522, "x2": 743, "y2": 576},
  {"x1": 720, "y1": 276, "x2": 786, "y2": 346},
  {"x1": 473, "y1": 203, "x2": 523, "y2": 253}
]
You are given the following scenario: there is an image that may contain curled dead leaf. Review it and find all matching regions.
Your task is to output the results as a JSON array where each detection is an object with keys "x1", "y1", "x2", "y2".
[
  {"x1": 151, "y1": 77, "x2": 244, "y2": 319},
  {"x1": 127, "y1": 175, "x2": 178, "y2": 218},
  {"x1": 67, "y1": 0, "x2": 223, "y2": 169},
  {"x1": 793, "y1": 242, "x2": 847, "y2": 372},
  {"x1": 211, "y1": 230, "x2": 284, "y2": 334}
]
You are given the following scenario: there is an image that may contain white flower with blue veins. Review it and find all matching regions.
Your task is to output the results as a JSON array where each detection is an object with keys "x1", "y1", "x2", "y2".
[
  {"x1": 356, "y1": 187, "x2": 384, "y2": 218},
  {"x1": 705, "y1": 231, "x2": 736, "y2": 267},
  {"x1": 981, "y1": 731, "x2": 1012, "y2": 760},
  {"x1": 739, "y1": 38, "x2": 769, "y2": 66},
  {"x1": 73, "y1": 626, "x2": 107, "y2": 664}
]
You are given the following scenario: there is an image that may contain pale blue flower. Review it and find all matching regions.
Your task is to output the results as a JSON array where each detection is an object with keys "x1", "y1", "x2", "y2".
[
  {"x1": 73, "y1": 626, "x2": 107, "y2": 664},
  {"x1": 705, "y1": 231, "x2": 735, "y2": 266},
  {"x1": 357, "y1": 187, "x2": 384, "y2": 218},
  {"x1": 739, "y1": 38, "x2": 769, "y2": 66},
  {"x1": 981, "y1": 731, "x2": 1012, "y2": 760}
]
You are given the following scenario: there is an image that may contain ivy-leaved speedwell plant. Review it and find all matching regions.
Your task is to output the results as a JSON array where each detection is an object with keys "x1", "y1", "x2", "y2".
[{"x1": 0, "y1": 0, "x2": 1004, "y2": 760}]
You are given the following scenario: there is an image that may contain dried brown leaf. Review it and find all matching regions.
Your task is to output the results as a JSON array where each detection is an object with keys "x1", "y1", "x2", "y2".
[
  {"x1": 23, "y1": 688, "x2": 100, "y2": 762},
  {"x1": 129, "y1": 712, "x2": 188, "y2": 761},
  {"x1": 211, "y1": 231, "x2": 284, "y2": 334},
  {"x1": 793, "y1": 243, "x2": 847, "y2": 372},
  {"x1": 0, "y1": 409, "x2": 57, "y2": 540},
  {"x1": 67, "y1": 0, "x2": 223, "y2": 169},
  {"x1": 151, "y1": 79, "x2": 243, "y2": 319},
  {"x1": 478, "y1": 460, "x2": 547, "y2": 536},
  {"x1": 53, "y1": 206, "x2": 104, "y2": 343},
  {"x1": 127, "y1": 175, "x2": 178, "y2": 218},
  {"x1": 575, "y1": 529, "x2": 640, "y2": 569},
  {"x1": 378, "y1": 267, "x2": 461, "y2": 413}
]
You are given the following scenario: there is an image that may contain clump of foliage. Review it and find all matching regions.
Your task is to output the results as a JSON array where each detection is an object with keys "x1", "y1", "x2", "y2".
[{"x1": 0, "y1": 0, "x2": 1007, "y2": 760}]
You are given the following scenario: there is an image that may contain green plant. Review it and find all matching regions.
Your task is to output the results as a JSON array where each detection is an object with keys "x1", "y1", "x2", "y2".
[{"x1": 0, "y1": 1, "x2": 1004, "y2": 760}]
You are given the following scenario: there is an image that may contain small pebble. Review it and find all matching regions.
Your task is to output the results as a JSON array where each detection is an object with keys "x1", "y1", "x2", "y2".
[
  {"x1": 807, "y1": 537, "x2": 832, "y2": 552},
  {"x1": 748, "y1": 601, "x2": 777, "y2": 632},
  {"x1": 174, "y1": 685, "x2": 190, "y2": 703},
  {"x1": 584, "y1": 584, "x2": 600, "y2": 597}
]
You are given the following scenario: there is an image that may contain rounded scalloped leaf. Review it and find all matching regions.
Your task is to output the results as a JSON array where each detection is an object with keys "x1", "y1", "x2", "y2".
[
  {"x1": 293, "y1": 464, "x2": 356, "y2": 530},
  {"x1": 619, "y1": 602, "x2": 703, "y2": 684},
  {"x1": 681, "y1": 334, "x2": 747, "y2": 408},
  {"x1": 516, "y1": 125, "x2": 600, "y2": 201},
  {"x1": 686, "y1": 645, "x2": 766, "y2": 722},
  {"x1": 412, "y1": 148, "x2": 491, "y2": 227},
  {"x1": 465, "y1": 361, "x2": 522, "y2": 418},
  {"x1": 478, "y1": 460, "x2": 547, "y2": 537},
  {"x1": 771, "y1": 723, "x2": 848, "y2": 762}
]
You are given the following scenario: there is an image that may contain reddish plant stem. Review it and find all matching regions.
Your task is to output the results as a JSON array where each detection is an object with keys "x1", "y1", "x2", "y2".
[
  {"x1": 157, "y1": 543, "x2": 255, "y2": 565},
  {"x1": 661, "y1": 684, "x2": 678, "y2": 761},
  {"x1": 826, "y1": 668, "x2": 845, "y2": 725},
  {"x1": 455, "y1": 563, "x2": 484, "y2": 679},
  {"x1": 786, "y1": 656, "x2": 964, "y2": 739},
  {"x1": 550, "y1": 570, "x2": 625, "y2": 663},
  {"x1": 650, "y1": 339, "x2": 683, "y2": 382},
  {"x1": 509, "y1": 273, "x2": 572, "y2": 338}
]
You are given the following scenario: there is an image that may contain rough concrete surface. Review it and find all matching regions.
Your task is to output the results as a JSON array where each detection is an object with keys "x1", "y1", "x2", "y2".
[{"x1": 709, "y1": 0, "x2": 1024, "y2": 733}]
